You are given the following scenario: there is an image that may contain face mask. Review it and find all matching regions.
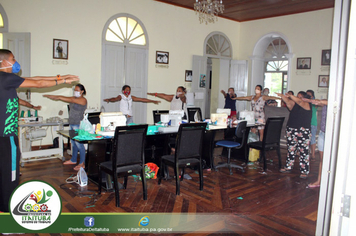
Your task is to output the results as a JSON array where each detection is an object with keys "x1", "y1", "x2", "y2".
[
  {"x1": 1, "y1": 60, "x2": 21, "y2": 73},
  {"x1": 263, "y1": 91, "x2": 269, "y2": 96},
  {"x1": 176, "y1": 92, "x2": 182, "y2": 97},
  {"x1": 124, "y1": 91, "x2": 130, "y2": 96},
  {"x1": 255, "y1": 89, "x2": 261, "y2": 94},
  {"x1": 74, "y1": 91, "x2": 81, "y2": 97}
]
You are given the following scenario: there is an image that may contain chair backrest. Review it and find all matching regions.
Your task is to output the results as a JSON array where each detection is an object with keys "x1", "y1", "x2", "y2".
[
  {"x1": 175, "y1": 123, "x2": 207, "y2": 160},
  {"x1": 153, "y1": 110, "x2": 169, "y2": 123},
  {"x1": 235, "y1": 120, "x2": 247, "y2": 139},
  {"x1": 187, "y1": 107, "x2": 203, "y2": 122},
  {"x1": 262, "y1": 117, "x2": 285, "y2": 145},
  {"x1": 111, "y1": 124, "x2": 148, "y2": 167}
]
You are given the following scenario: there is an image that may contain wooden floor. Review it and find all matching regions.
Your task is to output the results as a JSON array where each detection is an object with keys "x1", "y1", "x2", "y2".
[{"x1": 19, "y1": 146, "x2": 321, "y2": 236}]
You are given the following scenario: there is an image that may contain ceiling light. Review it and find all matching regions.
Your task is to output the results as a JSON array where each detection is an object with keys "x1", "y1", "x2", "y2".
[{"x1": 194, "y1": 0, "x2": 224, "y2": 24}]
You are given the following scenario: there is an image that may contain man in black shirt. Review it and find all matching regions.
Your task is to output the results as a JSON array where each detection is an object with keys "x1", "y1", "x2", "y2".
[{"x1": 0, "y1": 49, "x2": 79, "y2": 212}]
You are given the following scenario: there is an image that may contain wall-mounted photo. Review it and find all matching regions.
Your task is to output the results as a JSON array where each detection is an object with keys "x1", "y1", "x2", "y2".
[
  {"x1": 53, "y1": 39, "x2": 68, "y2": 60},
  {"x1": 156, "y1": 51, "x2": 169, "y2": 64},
  {"x1": 321, "y1": 49, "x2": 331, "y2": 65},
  {"x1": 199, "y1": 74, "x2": 206, "y2": 88},
  {"x1": 297, "y1": 57, "x2": 311, "y2": 69},
  {"x1": 185, "y1": 70, "x2": 192, "y2": 82},
  {"x1": 318, "y1": 75, "x2": 329, "y2": 88}
]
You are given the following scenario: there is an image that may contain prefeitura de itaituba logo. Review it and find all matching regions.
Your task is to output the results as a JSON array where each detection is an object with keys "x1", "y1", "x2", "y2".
[{"x1": 10, "y1": 181, "x2": 61, "y2": 230}]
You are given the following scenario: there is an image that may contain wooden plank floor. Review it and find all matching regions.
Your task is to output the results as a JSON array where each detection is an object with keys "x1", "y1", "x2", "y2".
[{"x1": 18, "y1": 147, "x2": 321, "y2": 236}]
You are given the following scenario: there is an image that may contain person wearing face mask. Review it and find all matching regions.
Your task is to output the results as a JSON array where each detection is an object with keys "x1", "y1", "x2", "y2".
[
  {"x1": 43, "y1": 84, "x2": 87, "y2": 171},
  {"x1": 147, "y1": 86, "x2": 188, "y2": 118},
  {"x1": 0, "y1": 49, "x2": 79, "y2": 212},
  {"x1": 263, "y1": 88, "x2": 278, "y2": 107},
  {"x1": 233, "y1": 85, "x2": 280, "y2": 140},
  {"x1": 104, "y1": 85, "x2": 161, "y2": 124}
]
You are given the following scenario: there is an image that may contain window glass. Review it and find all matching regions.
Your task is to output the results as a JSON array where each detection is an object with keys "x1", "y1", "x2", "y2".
[{"x1": 105, "y1": 17, "x2": 146, "y2": 45}]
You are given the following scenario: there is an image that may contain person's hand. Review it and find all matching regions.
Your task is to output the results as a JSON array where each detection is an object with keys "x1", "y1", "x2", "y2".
[
  {"x1": 64, "y1": 76, "x2": 80, "y2": 84},
  {"x1": 275, "y1": 93, "x2": 283, "y2": 97},
  {"x1": 62, "y1": 75, "x2": 79, "y2": 80},
  {"x1": 147, "y1": 92, "x2": 154, "y2": 96},
  {"x1": 33, "y1": 106, "x2": 41, "y2": 110},
  {"x1": 153, "y1": 100, "x2": 161, "y2": 105},
  {"x1": 103, "y1": 99, "x2": 110, "y2": 103},
  {"x1": 221, "y1": 90, "x2": 225, "y2": 94}
]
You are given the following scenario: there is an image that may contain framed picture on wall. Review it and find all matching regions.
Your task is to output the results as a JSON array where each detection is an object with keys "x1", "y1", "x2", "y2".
[
  {"x1": 297, "y1": 57, "x2": 311, "y2": 69},
  {"x1": 199, "y1": 74, "x2": 206, "y2": 88},
  {"x1": 156, "y1": 51, "x2": 169, "y2": 64},
  {"x1": 185, "y1": 70, "x2": 192, "y2": 82},
  {"x1": 53, "y1": 39, "x2": 68, "y2": 60},
  {"x1": 321, "y1": 49, "x2": 331, "y2": 65},
  {"x1": 318, "y1": 75, "x2": 329, "y2": 88}
]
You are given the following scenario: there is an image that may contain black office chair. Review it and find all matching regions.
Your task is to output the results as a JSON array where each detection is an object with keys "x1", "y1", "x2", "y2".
[
  {"x1": 98, "y1": 124, "x2": 148, "y2": 207},
  {"x1": 158, "y1": 122, "x2": 207, "y2": 195},
  {"x1": 248, "y1": 117, "x2": 285, "y2": 172},
  {"x1": 215, "y1": 121, "x2": 247, "y2": 175},
  {"x1": 152, "y1": 110, "x2": 169, "y2": 123},
  {"x1": 187, "y1": 107, "x2": 203, "y2": 122}
]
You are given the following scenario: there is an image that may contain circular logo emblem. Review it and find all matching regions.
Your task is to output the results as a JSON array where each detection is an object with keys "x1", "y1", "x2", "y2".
[{"x1": 10, "y1": 180, "x2": 62, "y2": 230}]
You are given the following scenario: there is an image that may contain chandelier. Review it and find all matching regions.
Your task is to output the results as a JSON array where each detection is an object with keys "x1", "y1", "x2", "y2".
[{"x1": 194, "y1": 0, "x2": 225, "y2": 24}]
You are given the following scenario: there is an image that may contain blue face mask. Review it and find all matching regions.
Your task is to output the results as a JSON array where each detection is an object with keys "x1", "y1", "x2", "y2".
[
  {"x1": 11, "y1": 61, "x2": 21, "y2": 73},
  {"x1": 2, "y1": 60, "x2": 21, "y2": 73}
]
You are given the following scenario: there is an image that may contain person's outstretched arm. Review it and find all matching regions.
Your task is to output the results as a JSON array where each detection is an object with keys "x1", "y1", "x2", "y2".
[
  {"x1": 24, "y1": 74, "x2": 78, "y2": 81},
  {"x1": 43, "y1": 95, "x2": 87, "y2": 105},
  {"x1": 103, "y1": 95, "x2": 122, "y2": 103},
  {"x1": 232, "y1": 95, "x2": 253, "y2": 101},
  {"x1": 132, "y1": 96, "x2": 161, "y2": 104},
  {"x1": 19, "y1": 98, "x2": 41, "y2": 110},
  {"x1": 20, "y1": 76, "x2": 79, "y2": 88},
  {"x1": 147, "y1": 92, "x2": 174, "y2": 102},
  {"x1": 221, "y1": 90, "x2": 227, "y2": 98},
  {"x1": 276, "y1": 93, "x2": 295, "y2": 111}
]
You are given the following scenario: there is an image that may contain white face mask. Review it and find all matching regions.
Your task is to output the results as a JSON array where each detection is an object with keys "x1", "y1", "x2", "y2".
[
  {"x1": 263, "y1": 91, "x2": 269, "y2": 96},
  {"x1": 74, "y1": 91, "x2": 81, "y2": 98},
  {"x1": 255, "y1": 89, "x2": 261, "y2": 94},
  {"x1": 176, "y1": 92, "x2": 182, "y2": 97}
]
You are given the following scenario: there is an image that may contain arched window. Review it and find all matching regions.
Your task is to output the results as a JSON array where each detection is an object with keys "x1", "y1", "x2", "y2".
[
  {"x1": 251, "y1": 33, "x2": 293, "y2": 96},
  {"x1": 264, "y1": 37, "x2": 289, "y2": 95},
  {"x1": 204, "y1": 32, "x2": 232, "y2": 58},
  {"x1": 105, "y1": 16, "x2": 146, "y2": 46}
]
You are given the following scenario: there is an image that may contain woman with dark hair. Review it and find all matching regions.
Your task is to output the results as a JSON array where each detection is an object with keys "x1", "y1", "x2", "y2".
[
  {"x1": 147, "y1": 86, "x2": 188, "y2": 117},
  {"x1": 104, "y1": 85, "x2": 161, "y2": 124},
  {"x1": 233, "y1": 85, "x2": 280, "y2": 140},
  {"x1": 277, "y1": 91, "x2": 312, "y2": 178},
  {"x1": 43, "y1": 84, "x2": 87, "y2": 171}
]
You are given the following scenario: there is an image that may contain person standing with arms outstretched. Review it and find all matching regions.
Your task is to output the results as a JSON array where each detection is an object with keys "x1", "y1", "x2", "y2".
[
  {"x1": 104, "y1": 85, "x2": 161, "y2": 124},
  {"x1": 0, "y1": 49, "x2": 79, "y2": 212}
]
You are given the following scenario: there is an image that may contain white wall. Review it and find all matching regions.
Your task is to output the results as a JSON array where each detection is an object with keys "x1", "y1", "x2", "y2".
[
  {"x1": 1, "y1": 0, "x2": 239, "y2": 144},
  {"x1": 239, "y1": 8, "x2": 334, "y2": 99}
]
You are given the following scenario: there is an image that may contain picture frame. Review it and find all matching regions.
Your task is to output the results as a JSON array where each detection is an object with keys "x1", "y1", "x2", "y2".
[
  {"x1": 321, "y1": 49, "x2": 331, "y2": 65},
  {"x1": 185, "y1": 70, "x2": 192, "y2": 82},
  {"x1": 297, "y1": 57, "x2": 311, "y2": 69},
  {"x1": 53, "y1": 39, "x2": 68, "y2": 60},
  {"x1": 156, "y1": 51, "x2": 169, "y2": 64},
  {"x1": 318, "y1": 75, "x2": 329, "y2": 88},
  {"x1": 199, "y1": 74, "x2": 206, "y2": 88}
]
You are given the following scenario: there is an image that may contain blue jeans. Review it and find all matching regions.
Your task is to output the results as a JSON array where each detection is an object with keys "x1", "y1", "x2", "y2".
[{"x1": 70, "y1": 125, "x2": 86, "y2": 165}]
